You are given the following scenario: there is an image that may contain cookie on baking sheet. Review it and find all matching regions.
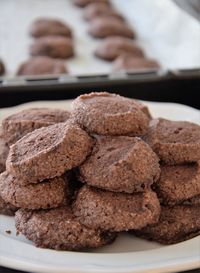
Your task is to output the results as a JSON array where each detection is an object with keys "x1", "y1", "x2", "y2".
[
  {"x1": 15, "y1": 207, "x2": 116, "y2": 250},
  {"x1": 30, "y1": 36, "x2": 74, "y2": 59},
  {"x1": 6, "y1": 121, "x2": 94, "y2": 184},
  {"x1": 0, "y1": 172, "x2": 70, "y2": 210},
  {"x1": 88, "y1": 17, "x2": 134, "y2": 39},
  {"x1": 73, "y1": 0, "x2": 110, "y2": 8},
  {"x1": 0, "y1": 134, "x2": 9, "y2": 173},
  {"x1": 0, "y1": 195, "x2": 17, "y2": 216},
  {"x1": 30, "y1": 18, "x2": 72, "y2": 38},
  {"x1": 71, "y1": 92, "x2": 151, "y2": 136},
  {"x1": 134, "y1": 205, "x2": 200, "y2": 244},
  {"x1": 154, "y1": 163, "x2": 200, "y2": 206},
  {"x1": 79, "y1": 136, "x2": 160, "y2": 193},
  {"x1": 95, "y1": 37, "x2": 143, "y2": 61},
  {"x1": 73, "y1": 185, "x2": 160, "y2": 232},
  {"x1": 2, "y1": 107, "x2": 70, "y2": 146},
  {"x1": 144, "y1": 118, "x2": 200, "y2": 165},
  {"x1": 17, "y1": 57, "x2": 68, "y2": 76},
  {"x1": 0, "y1": 59, "x2": 5, "y2": 76},
  {"x1": 112, "y1": 55, "x2": 160, "y2": 71},
  {"x1": 83, "y1": 3, "x2": 124, "y2": 22}
]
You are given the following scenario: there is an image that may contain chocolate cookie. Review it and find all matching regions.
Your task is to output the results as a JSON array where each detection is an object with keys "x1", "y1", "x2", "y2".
[
  {"x1": 6, "y1": 121, "x2": 94, "y2": 184},
  {"x1": 0, "y1": 59, "x2": 5, "y2": 76},
  {"x1": 0, "y1": 172, "x2": 70, "y2": 209},
  {"x1": 144, "y1": 118, "x2": 200, "y2": 165},
  {"x1": 17, "y1": 57, "x2": 67, "y2": 76},
  {"x1": 154, "y1": 163, "x2": 200, "y2": 206},
  {"x1": 183, "y1": 194, "x2": 200, "y2": 206},
  {"x1": 135, "y1": 205, "x2": 200, "y2": 244},
  {"x1": 15, "y1": 207, "x2": 116, "y2": 250},
  {"x1": 73, "y1": 0, "x2": 110, "y2": 8},
  {"x1": 0, "y1": 195, "x2": 17, "y2": 216},
  {"x1": 95, "y1": 37, "x2": 143, "y2": 61},
  {"x1": 79, "y1": 136, "x2": 160, "y2": 193},
  {"x1": 73, "y1": 186, "x2": 160, "y2": 232},
  {"x1": 0, "y1": 134, "x2": 9, "y2": 173},
  {"x1": 30, "y1": 18, "x2": 72, "y2": 38},
  {"x1": 71, "y1": 92, "x2": 151, "y2": 136},
  {"x1": 30, "y1": 36, "x2": 74, "y2": 59},
  {"x1": 83, "y1": 3, "x2": 124, "y2": 22},
  {"x1": 2, "y1": 107, "x2": 70, "y2": 146},
  {"x1": 88, "y1": 17, "x2": 134, "y2": 39},
  {"x1": 112, "y1": 55, "x2": 160, "y2": 71}
]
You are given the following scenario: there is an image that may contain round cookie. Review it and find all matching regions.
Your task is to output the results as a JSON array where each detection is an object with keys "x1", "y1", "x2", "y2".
[
  {"x1": 79, "y1": 136, "x2": 160, "y2": 193},
  {"x1": 30, "y1": 36, "x2": 74, "y2": 59},
  {"x1": 2, "y1": 107, "x2": 70, "y2": 146},
  {"x1": 73, "y1": 0, "x2": 110, "y2": 8},
  {"x1": 83, "y1": 3, "x2": 124, "y2": 22},
  {"x1": 73, "y1": 185, "x2": 160, "y2": 232},
  {"x1": 0, "y1": 195, "x2": 17, "y2": 216},
  {"x1": 135, "y1": 205, "x2": 200, "y2": 244},
  {"x1": 95, "y1": 37, "x2": 143, "y2": 61},
  {"x1": 0, "y1": 172, "x2": 70, "y2": 209},
  {"x1": 154, "y1": 163, "x2": 200, "y2": 206},
  {"x1": 0, "y1": 134, "x2": 9, "y2": 173},
  {"x1": 15, "y1": 207, "x2": 116, "y2": 250},
  {"x1": 88, "y1": 17, "x2": 134, "y2": 39},
  {"x1": 6, "y1": 121, "x2": 94, "y2": 184},
  {"x1": 30, "y1": 18, "x2": 72, "y2": 38},
  {"x1": 0, "y1": 59, "x2": 5, "y2": 76},
  {"x1": 71, "y1": 92, "x2": 151, "y2": 136},
  {"x1": 112, "y1": 55, "x2": 160, "y2": 71},
  {"x1": 17, "y1": 57, "x2": 68, "y2": 76},
  {"x1": 144, "y1": 118, "x2": 200, "y2": 165}
]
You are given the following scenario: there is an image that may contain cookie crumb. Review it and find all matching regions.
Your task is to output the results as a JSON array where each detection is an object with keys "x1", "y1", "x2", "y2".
[{"x1": 5, "y1": 230, "x2": 11, "y2": 234}]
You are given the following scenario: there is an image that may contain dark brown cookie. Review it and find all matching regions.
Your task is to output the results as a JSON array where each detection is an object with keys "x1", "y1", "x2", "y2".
[
  {"x1": 112, "y1": 55, "x2": 160, "y2": 71},
  {"x1": 135, "y1": 205, "x2": 200, "y2": 244},
  {"x1": 71, "y1": 92, "x2": 151, "y2": 136},
  {"x1": 73, "y1": 185, "x2": 160, "y2": 232},
  {"x1": 95, "y1": 37, "x2": 144, "y2": 61},
  {"x1": 88, "y1": 17, "x2": 134, "y2": 39},
  {"x1": 182, "y1": 194, "x2": 200, "y2": 206},
  {"x1": 144, "y1": 118, "x2": 200, "y2": 165},
  {"x1": 79, "y1": 136, "x2": 160, "y2": 193},
  {"x1": 30, "y1": 18, "x2": 72, "y2": 38},
  {"x1": 15, "y1": 207, "x2": 116, "y2": 250},
  {"x1": 0, "y1": 172, "x2": 70, "y2": 210},
  {"x1": 30, "y1": 36, "x2": 74, "y2": 59},
  {"x1": 17, "y1": 57, "x2": 68, "y2": 76},
  {"x1": 83, "y1": 3, "x2": 124, "y2": 22},
  {"x1": 73, "y1": 0, "x2": 110, "y2": 8},
  {"x1": 6, "y1": 121, "x2": 94, "y2": 184},
  {"x1": 154, "y1": 163, "x2": 200, "y2": 206},
  {"x1": 0, "y1": 59, "x2": 5, "y2": 76},
  {"x1": 0, "y1": 195, "x2": 17, "y2": 216},
  {"x1": 2, "y1": 107, "x2": 70, "y2": 146},
  {"x1": 0, "y1": 134, "x2": 9, "y2": 173}
]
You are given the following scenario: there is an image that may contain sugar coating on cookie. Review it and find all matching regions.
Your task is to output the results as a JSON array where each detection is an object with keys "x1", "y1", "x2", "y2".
[
  {"x1": 0, "y1": 195, "x2": 17, "y2": 216},
  {"x1": 145, "y1": 118, "x2": 200, "y2": 164},
  {"x1": 15, "y1": 207, "x2": 116, "y2": 250},
  {"x1": 154, "y1": 163, "x2": 200, "y2": 205},
  {"x1": 95, "y1": 37, "x2": 143, "y2": 61},
  {"x1": 6, "y1": 122, "x2": 94, "y2": 184},
  {"x1": 135, "y1": 205, "x2": 200, "y2": 244},
  {"x1": 17, "y1": 57, "x2": 68, "y2": 76},
  {"x1": 79, "y1": 136, "x2": 160, "y2": 193},
  {"x1": 2, "y1": 108, "x2": 70, "y2": 145},
  {"x1": 30, "y1": 36, "x2": 74, "y2": 59},
  {"x1": 30, "y1": 18, "x2": 72, "y2": 38},
  {"x1": 73, "y1": 0, "x2": 110, "y2": 8},
  {"x1": 88, "y1": 17, "x2": 134, "y2": 39},
  {"x1": 72, "y1": 92, "x2": 151, "y2": 136},
  {"x1": 0, "y1": 172, "x2": 70, "y2": 209},
  {"x1": 73, "y1": 186, "x2": 160, "y2": 232}
]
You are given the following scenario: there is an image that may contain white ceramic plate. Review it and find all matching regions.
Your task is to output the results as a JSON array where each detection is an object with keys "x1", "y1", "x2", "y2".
[{"x1": 0, "y1": 100, "x2": 200, "y2": 273}]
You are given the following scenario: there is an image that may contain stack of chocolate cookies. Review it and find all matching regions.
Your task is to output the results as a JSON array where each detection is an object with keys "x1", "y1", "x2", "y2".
[{"x1": 0, "y1": 92, "x2": 199, "y2": 251}]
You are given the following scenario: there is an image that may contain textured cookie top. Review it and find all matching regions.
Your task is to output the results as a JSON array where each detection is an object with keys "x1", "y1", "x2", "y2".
[
  {"x1": 95, "y1": 37, "x2": 143, "y2": 61},
  {"x1": 72, "y1": 92, "x2": 151, "y2": 136},
  {"x1": 6, "y1": 121, "x2": 94, "y2": 183},
  {"x1": 30, "y1": 18, "x2": 72, "y2": 38},
  {"x1": 80, "y1": 136, "x2": 160, "y2": 193},
  {"x1": 2, "y1": 107, "x2": 70, "y2": 145},
  {"x1": 0, "y1": 135, "x2": 9, "y2": 172},
  {"x1": 17, "y1": 57, "x2": 67, "y2": 76}
]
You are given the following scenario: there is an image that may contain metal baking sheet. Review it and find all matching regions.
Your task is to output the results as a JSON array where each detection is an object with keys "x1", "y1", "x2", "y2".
[{"x1": 0, "y1": 0, "x2": 200, "y2": 77}]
